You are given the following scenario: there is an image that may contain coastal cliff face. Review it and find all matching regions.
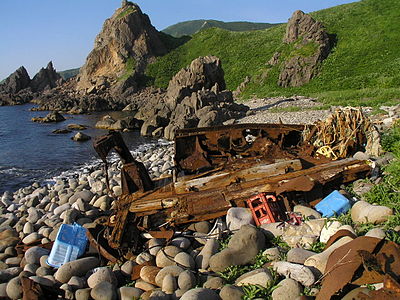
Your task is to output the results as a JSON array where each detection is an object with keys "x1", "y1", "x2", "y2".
[{"x1": 76, "y1": 1, "x2": 166, "y2": 93}]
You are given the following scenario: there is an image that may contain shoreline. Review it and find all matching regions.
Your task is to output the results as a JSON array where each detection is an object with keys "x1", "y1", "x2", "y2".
[{"x1": 0, "y1": 105, "x2": 398, "y2": 299}]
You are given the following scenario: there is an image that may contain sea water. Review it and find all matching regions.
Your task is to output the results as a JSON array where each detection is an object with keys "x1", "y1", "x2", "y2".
[{"x1": 0, "y1": 104, "x2": 154, "y2": 193}]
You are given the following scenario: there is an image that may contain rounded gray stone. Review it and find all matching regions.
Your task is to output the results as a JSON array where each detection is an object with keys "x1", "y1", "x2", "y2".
[
  {"x1": 118, "y1": 286, "x2": 143, "y2": 300},
  {"x1": 162, "y1": 273, "x2": 178, "y2": 294},
  {"x1": 219, "y1": 285, "x2": 243, "y2": 300},
  {"x1": 156, "y1": 246, "x2": 181, "y2": 268},
  {"x1": 75, "y1": 288, "x2": 91, "y2": 300},
  {"x1": 6, "y1": 276, "x2": 22, "y2": 300},
  {"x1": 178, "y1": 270, "x2": 197, "y2": 291},
  {"x1": 87, "y1": 267, "x2": 117, "y2": 288},
  {"x1": 271, "y1": 278, "x2": 302, "y2": 300},
  {"x1": 174, "y1": 252, "x2": 195, "y2": 269},
  {"x1": 90, "y1": 281, "x2": 117, "y2": 300},
  {"x1": 170, "y1": 237, "x2": 191, "y2": 249},
  {"x1": 55, "y1": 257, "x2": 100, "y2": 283},
  {"x1": 155, "y1": 265, "x2": 184, "y2": 287},
  {"x1": 287, "y1": 248, "x2": 316, "y2": 264},
  {"x1": 226, "y1": 207, "x2": 254, "y2": 231},
  {"x1": 180, "y1": 288, "x2": 221, "y2": 300}
]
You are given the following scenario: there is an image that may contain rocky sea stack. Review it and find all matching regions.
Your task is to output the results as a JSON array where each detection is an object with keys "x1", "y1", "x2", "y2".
[
  {"x1": 0, "y1": 62, "x2": 63, "y2": 106},
  {"x1": 76, "y1": 1, "x2": 166, "y2": 94}
]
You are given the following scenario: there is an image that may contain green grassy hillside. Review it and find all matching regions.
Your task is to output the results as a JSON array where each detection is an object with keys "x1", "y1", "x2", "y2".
[
  {"x1": 162, "y1": 19, "x2": 278, "y2": 37},
  {"x1": 58, "y1": 68, "x2": 80, "y2": 80},
  {"x1": 147, "y1": 0, "x2": 400, "y2": 107}
]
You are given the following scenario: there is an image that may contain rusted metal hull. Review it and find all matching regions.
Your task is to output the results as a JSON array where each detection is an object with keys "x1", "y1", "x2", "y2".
[
  {"x1": 124, "y1": 158, "x2": 370, "y2": 228},
  {"x1": 90, "y1": 123, "x2": 371, "y2": 255}
]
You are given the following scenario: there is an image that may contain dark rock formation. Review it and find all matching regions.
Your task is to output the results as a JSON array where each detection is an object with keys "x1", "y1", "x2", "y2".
[
  {"x1": 30, "y1": 61, "x2": 64, "y2": 92},
  {"x1": 0, "y1": 66, "x2": 31, "y2": 94},
  {"x1": 0, "y1": 62, "x2": 65, "y2": 106},
  {"x1": 52, "y1": 129, "x2": 72, "y2": 134},
  {"x1": 32, "y1": 111, "x2": 65, "y2": 123},
  {"x1": 0, "y1": 67, "x2": 33, "y2": 106},
  {"x1": 76, "y1": 1, "x2": 166, "y2": 93},
  {"x1": 276, "y1": 10, "x2": 332, "y2": 87},
  {"x1": 135, "y1": 56, "x2": 249, "y2": 140}
]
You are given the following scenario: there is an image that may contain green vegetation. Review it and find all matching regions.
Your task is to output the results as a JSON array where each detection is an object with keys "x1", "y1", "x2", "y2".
[
  {"x1": 363, "y1": 121, "x2": 400, "y2": 230},
  {"x1": 218, "y1": 251, "x2": 271, "y2": 284},
  {"x1": 241, "y1": 268, "x2": 279, "y2": 300},
  {"x1": 117, "y1": 6, "x2": 137, "y2": 20},
  {"x1": 118, "y1": 57, "x2": 136, "y2": 82},
  {"x1": 308, "y1": 241, "x2": 326, "y2": 253},
  {"x1": 334, "y1": 121, "x2": 400, "y2": 236},
  {"x1": 162, "y1": 19, "x2": 278, "y2": 38},
  {"x1": 242, "y1": 272, "x2": 280, "y2": 300},
  {"x1": 58, "y1": 68, "x2": 80, "y2": 80},
  {"x1": 146, "y1": 25, "x2": 285, "y2": 88},
  {"x1": 270, "y1": 236, "x2": 290, "y2": 251},
  {"x1": 146, "y1": 0, "x2": 400, "y2": 107},
  {"x1": 218, "y1": 235, "x2": 232, "y2": 251}
]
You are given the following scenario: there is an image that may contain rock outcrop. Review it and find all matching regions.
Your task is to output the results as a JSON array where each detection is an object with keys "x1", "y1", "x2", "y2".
[
  {"x1": 0, "y1": 62, "x2": 64, "y2": 106},
  {"x1": 135, "y1": 55, "x2": 249, "y2": 140},
  {"x1": 30, "y1": 61, "x2": 63, "y2": 92},
  {"x1": 0, "y1": 67, "x2": 31, "y2": 94},
  {"x1": 275, "y1": 10, "x2": 332, "y2": 87},
  {"x1": 76, "y1": 1, "x2": 166, "y2": 93},
  {"x1": 165, "y1": 56, "x2": 226, "y2": 108},
  {"x1": 0, "y1": 67, "x2": 33, "y2": 106}
]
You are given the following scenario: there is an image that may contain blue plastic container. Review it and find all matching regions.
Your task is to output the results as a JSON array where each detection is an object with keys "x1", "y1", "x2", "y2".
[
  {"x1": 46, "y1": 223, "x2": 88, "y2": 268},
  {"x1": 315, "y1": 190, "x2": 351, "y2": 217}
]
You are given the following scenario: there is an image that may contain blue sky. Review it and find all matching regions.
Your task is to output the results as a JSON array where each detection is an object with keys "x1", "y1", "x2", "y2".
[{"x1": 0, "y1": 0, "x2": 358, "y2": 80}]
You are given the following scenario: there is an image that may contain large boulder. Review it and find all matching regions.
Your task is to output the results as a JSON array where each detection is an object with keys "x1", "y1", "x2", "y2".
[
  {"x1": 209, "y1": 225, "x2": 266, "y2": 272},
  {"x1": 76, "y1": 2, "x2": 166, "y2": 93},
  {"x1": 31, "y1": 111, "x2": 65, "y2": 123},
  {"x1": 165, "y1": 56, "x2": 226, "y2": 108}
]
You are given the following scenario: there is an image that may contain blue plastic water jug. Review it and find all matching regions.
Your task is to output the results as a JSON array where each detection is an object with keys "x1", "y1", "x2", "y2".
[
  {"x1": 315, "y1": 190, "x2": 351, "y2": 217},
  {"x1": 46, "y1": 223, "x2": 88, "y2": 268}
]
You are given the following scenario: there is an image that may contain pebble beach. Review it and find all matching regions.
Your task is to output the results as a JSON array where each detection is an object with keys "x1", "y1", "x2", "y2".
[{"x1": 0, "y1": 103, "x2": 398, "y2": 299}]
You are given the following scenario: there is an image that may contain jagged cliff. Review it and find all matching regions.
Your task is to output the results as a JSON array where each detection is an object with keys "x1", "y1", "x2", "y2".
[
  {"x1": 270, "y1": 10, "x2": 332, "y2": 87},
  {"x1": 76, "y1": 1, "x2": 166, "y2": 93},
  {"x1": 30, "y1": 61, "x2": 63, "y2": 92},
  {"x1": 0, "y1": 62, "x2": 63, "y2": 106}
]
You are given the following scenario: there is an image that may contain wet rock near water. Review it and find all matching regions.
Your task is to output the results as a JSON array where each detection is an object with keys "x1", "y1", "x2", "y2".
[
  {"x1": 71, "y1": 132, "x2": 91, "y2": 142},
  {"x1": 32, "y1": 111, "x2": 65, "y2": 123}
]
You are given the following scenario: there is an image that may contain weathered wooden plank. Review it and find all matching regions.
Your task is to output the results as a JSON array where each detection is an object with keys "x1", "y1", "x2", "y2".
[
  {"x1": 173, "y1": 159, "x2": 302, "y2": 194},
  {"x1": 128, "y1": 158, "x2": 370, "y2": 225}
]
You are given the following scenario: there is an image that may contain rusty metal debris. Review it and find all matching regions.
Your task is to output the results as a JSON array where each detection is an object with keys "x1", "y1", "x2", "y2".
[
  {"x1": 90, "y1": 123, "x2": 371, "y2": 259},
  {"x1": 317, "y1": 237, "x2": 400, "y2": 300}
]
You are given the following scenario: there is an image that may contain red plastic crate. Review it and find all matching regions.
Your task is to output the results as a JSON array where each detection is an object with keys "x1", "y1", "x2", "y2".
[{"x1": 246, "y1": 193, "x2": 286, "y2": 226}]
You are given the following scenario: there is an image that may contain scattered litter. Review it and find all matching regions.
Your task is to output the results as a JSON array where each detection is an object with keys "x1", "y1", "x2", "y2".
[
  {"x1": 246, "y1": 193, "x2": 286, "y2": 226},
  {"x1": 47, "y1": 223, "x2": 88, "y2": 268},
  {"x1": 89, "y1": 122, "x2": 371, "y2": 259},
  {"x1": 303, "y1": 107, "x2": 382, "y2": 159},
  {"x1": 315, "y1": 190, "x2": 351, "y2": 217}
]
